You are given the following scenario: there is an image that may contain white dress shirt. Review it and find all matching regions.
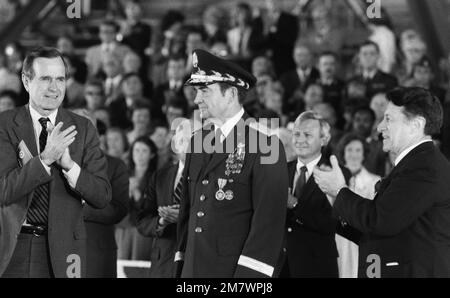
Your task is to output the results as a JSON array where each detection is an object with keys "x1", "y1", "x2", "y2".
[
  {"x1": 394, "y1": 139, "x2": 432, "y2": 166},
  {"x1": 292, "y1": 154, "x2": 322, "y2": 193},
  {"x1": 214, "y1": 108, "x2": 245, "y2": 143},
  {"x1": 173, "y1": 160, "x2": 185, "y2": 191},
  {"x1": 296, "y1": 67, "x2": 311, "y2": 83}
]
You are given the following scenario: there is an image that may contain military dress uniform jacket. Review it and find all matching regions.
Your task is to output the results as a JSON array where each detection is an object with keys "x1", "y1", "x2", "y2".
[
  {"x1": 335, "y1": 142, "x2": 450, "y2": 278},
  {"x1": 176, "y1": 115, "x2": 289, "y2": 278}
]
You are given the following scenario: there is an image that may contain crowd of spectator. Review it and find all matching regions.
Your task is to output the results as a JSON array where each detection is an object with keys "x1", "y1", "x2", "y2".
[{"x1": 2, "y1": 0, "x2": 450, "y2": 277}]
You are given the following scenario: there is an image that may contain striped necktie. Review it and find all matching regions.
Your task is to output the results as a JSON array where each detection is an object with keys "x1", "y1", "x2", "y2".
[
  {"x1": 173, "y1": 175, "x2": 183, "y2": 204},
  {"x1": 26, "y1": 117, "x2": 50, "y2": 226}
]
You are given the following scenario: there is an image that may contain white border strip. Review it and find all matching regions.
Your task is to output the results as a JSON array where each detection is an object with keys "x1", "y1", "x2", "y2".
[
  {"x1": 117, "y1": 260, "x2": 151, "y2": 278},
  {"x1": 174, "y1": 251, "x2": 184, "y2": 262}
]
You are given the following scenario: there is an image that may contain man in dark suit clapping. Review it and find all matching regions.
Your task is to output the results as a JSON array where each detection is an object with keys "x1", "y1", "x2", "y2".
[
  {"x1": 314, "y1": 87, "x2": 450, "y2": 278},
  {"x1": 137, "y1": 118, "x2": 192, "y2": 277},
  {"x1": 0, "y1": 47, "x2": 111, "y2": 278}
]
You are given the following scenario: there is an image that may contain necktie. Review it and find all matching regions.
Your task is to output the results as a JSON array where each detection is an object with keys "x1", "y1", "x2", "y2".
[
  {"x1": 105, "y1": 79, "x2": 113, "y2": 97},
  {"x1": 374, "y1": 179, "x2": 382, "y2": 193},
  {"x1": 173, "y1": 175, "x2": 183, "y2": 204},
  {"x1": 238, "y1": 30, "x2": 245, "y2": 55},
  {"x1": 26, "y1": 117, "x2": 50, "y2": 226},
  {"x1": 294, "y1": 166, "x2": 307, "y2": 198}
]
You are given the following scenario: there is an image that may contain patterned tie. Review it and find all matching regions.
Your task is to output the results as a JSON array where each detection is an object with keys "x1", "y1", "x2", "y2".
[
  {"x1": 173, "y1": 175, "x2": 183, "y2": 204},
  {"x1": 294, "y1": 166, "x2": 307, "y2": 198},
  {"x1": 26, "y1": 117, "x2": 50, "y2": 226}
]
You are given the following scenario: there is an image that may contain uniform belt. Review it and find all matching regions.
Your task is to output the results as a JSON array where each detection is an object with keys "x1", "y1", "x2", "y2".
[{"x1": 20, "y1": 225, "x2": 47, "y2": 236}]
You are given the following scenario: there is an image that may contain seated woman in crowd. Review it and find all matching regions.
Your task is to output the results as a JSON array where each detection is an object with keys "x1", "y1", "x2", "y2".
[
  {"x1": 106, "y1": 127, "x2": 130, "y2": 163},
  {"x1": 116, "y1": 136, "x2": 159, "y2": 261},
  {"x1": 335, "y1": 133, "x2": 380, "y2": 278}
]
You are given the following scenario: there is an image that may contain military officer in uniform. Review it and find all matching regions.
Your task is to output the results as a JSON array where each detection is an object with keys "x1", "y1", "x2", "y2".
[{"x1": 175, "y1": 49, "x2": 289, "y2": 278}]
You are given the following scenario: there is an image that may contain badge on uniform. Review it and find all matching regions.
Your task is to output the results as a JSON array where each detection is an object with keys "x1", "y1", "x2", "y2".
[
  {"x1": 225, "y1": 142, "x2": 245, "y2": 176},
  {"x1": 225, "y1": 190, "x2": 234, "y2": 200},
  {"x1": 216, "y1": 178, "x2": 227, "y2": 201}
]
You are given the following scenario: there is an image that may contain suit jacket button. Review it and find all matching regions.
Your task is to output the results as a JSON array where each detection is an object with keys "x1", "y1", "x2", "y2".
[
  {"x1": 287, "y1": 227, "x2": 292, "y2": 233},
  {"x1": 202, "y1": 180, "x2": 209, "y2": 185},
  {"x1": 197, "y1": 211, "x2": 205, "y2": 218},
  {"x1": 195, "y1": 227, "x2": 203, "y2": 233},
  {"x1": 200, "y1": 195, "x2": 206, "y2": 201}
]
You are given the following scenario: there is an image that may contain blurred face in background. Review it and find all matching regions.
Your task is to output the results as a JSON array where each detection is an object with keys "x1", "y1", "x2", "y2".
[
  {"x1": 102, "y1": 54, "x2": 122, "y2": 78},
  {"x1": 172, "y1": 119, "x2": 191, "y2": 162},
  {"x1": 131, "y1": 108, "x2": 151, "y2": 130},
  {"x1": 84, "y1": 84, "x2": 105, "y2": 110},
  {"x1": 370, "y1": 93, "x2": 388, "y2": 122},
  {"x1": 304, "y1": 84, "x2": 323, "y2": 110},
  {"x1": 186, "y1": 32, "x2": 204, "y2": 53},
  {"x1": 0, "y1": 95, "x2": 15, "y2": 113},
  {"x1": 293, "y1": 45, "x2": 313, "y2": 70},
  {"x1": 183, "y1": 85, "x2": 197, "y2": 107},
  {"x1": 318, "y1": 55, "x2": 337, "y2": 80},
  {"x1": 352, "y1": 110, "x2": 374, "y2": 138},
  {"x1": 99, "y1": 23, "x2": 117, "y2": 44},
  {"x1": 122, "y1": 75, "x2": 143, "y2": 98},
  {"x1": 166, "y1": 106, "x2": 184, "y2": 127},
  {"x1": 167, "y1": 59, "x2": 186, "y2": 81},
  {"x1": 403, "y1": 40, "x2": 426, "y2": 65},
  {"x1": 264, "y1": 89, "x2": 283, "y2": 114},
  {"x1": 132, "y1": 141, "x2": 154, "y2": 169},
  {"x1": 123, "y1": 52, "x2": 142, "y2": 73},
  {"x1": 347, "y1": 81, "x2": 367, "y2": 99},
  {"x1": 106, "y1": 129, "x2": 127, "y2": 157},
  {"x1": 252, "y1": 56, "x2": 272, "y2": 77},
  {"x1": 344, "y1": 139, "x2": 365, "y2": 174},
  {"x1": 413, "y1": 65, "x2": 432, "y2": 86},
  {"x1": 125, "y1": 1, "x2": 142, "y2": 22},
  {"x1": 57, "y1": 37, "x2": 74, "y2": 55},
  {"x1": 150, "y1": 126, "x2": 170, "y2": 150},
  {"x1": 255, "y1": 75, "x2": 273, "y2": 103},
  {"x1": 359, "y1": 44, "x2": 379, "y2": 70}
]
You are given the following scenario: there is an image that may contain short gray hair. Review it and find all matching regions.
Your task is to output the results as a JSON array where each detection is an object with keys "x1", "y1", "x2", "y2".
[{"x1": 294, "y1": 111, "x2": 331, "y2": 144}]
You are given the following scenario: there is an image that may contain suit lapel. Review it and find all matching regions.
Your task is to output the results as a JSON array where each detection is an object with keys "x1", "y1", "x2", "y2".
[
  {"x1": 12, "y1": 105, "x2": 38, "y2": 157},
  {"x1": 287, "y1": 161, "x2": 296, "y2": 188}
]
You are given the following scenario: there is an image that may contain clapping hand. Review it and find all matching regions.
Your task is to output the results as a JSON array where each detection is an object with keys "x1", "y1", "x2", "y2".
[
  {"x1": 313, "y1": 155, "x2": 347, "y2": 205},
  {"x1": 158, "y1": 204, "x2": 180, "y2": 224},
  {"x1": 40, "y1": 122, "x2": 77, "y2": 168}
]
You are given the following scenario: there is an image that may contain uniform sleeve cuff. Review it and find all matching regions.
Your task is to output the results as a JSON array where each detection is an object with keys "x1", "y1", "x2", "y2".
[
  {"x1": 174, "y1": 251, "x2": 184, "y2": 262},
  {"x1": 237, "y1": 255, "x2": 274, "y2": 277}
]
